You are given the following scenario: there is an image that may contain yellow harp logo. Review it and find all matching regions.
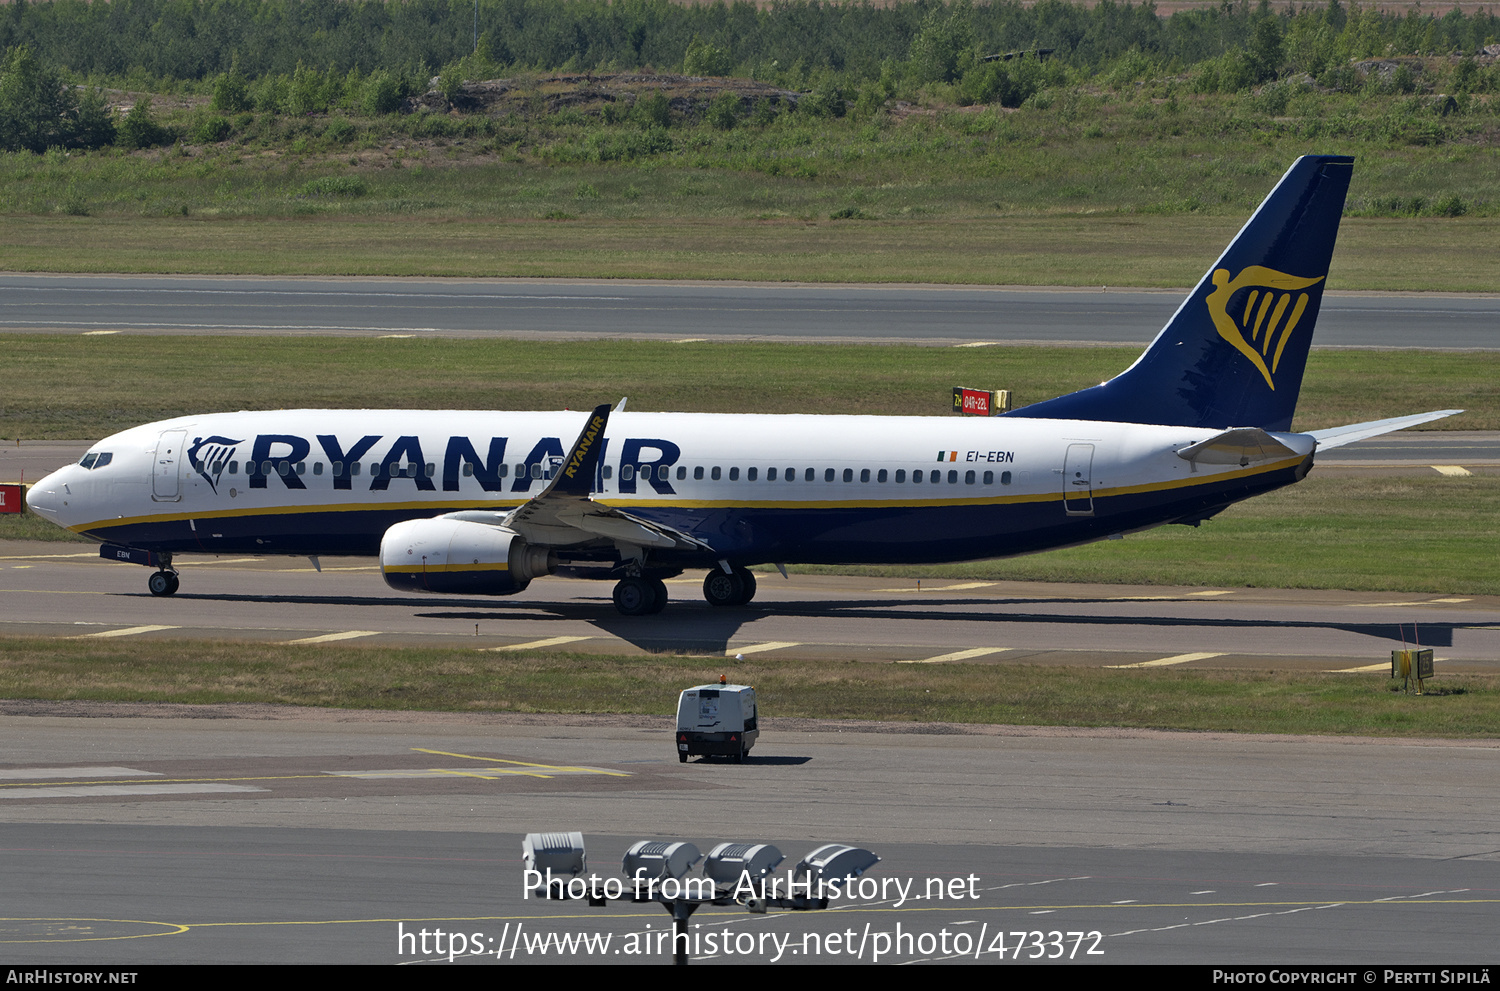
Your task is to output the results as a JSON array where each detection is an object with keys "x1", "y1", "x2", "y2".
[{"x1": 1205, "y1": 267, "x2": 1325, "y2": 390}]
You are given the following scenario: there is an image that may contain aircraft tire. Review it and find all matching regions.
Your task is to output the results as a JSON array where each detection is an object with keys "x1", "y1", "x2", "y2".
[
  {"x1": 148, "y1": 571, "x2": 178, "y2": 597},
  {"x1": 613, "y1": 577, "x2": 657, "y2": 616},
  {"x1": 702, "y1": 569, "x2": 745, "y2": 607},
  {"x1": 646, "y1": 578, "x2": 668, "y2": 614},
  {"x1": 732, "y1": 568, "x2": 757, "y2": 605}
]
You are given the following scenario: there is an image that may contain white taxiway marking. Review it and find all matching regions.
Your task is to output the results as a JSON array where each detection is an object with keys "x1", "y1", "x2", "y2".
[
  {"x1": 903, "y1": 647, "x2": 1011, "y2": 664},
  {"x1": 484, "y1": 635, "x2": 593, "y2": 652},
  {"x1": 873, "y1": 582, "x2": 997, "y2": 592},
  {"x1": 71, "y1": 625, "x2": 180, "y2": 639},
  {"x1": 280, "y1": 630, "x2": 381, "y2": 645},
  {"x1": 0, "y1": 766, "x2": 157, "y2": 780},
  {"x1": 1106, "y1": 652, "x2": 1225, "y2": 669}
]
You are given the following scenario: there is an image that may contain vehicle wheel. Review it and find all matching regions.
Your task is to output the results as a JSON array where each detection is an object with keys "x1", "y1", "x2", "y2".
[
  {"x1": 732, "y1": 567, "x2": 757, "y2": 605},
  {"x1": 646, "y1": 578, "x2": 668, "y2": 614},
  {"x1": 734, "y1": 749, "x2": 745, "y2": 764},
  {"x1": 613, "y1": 577, "x2": 655, "y2": 616},
  {"x1": 678, "y1": 752, "x2": 688, "y2": 763},
  {"x1": 703, "y1": 569, "x2": 744, "y2": 607},
  {"x1": 148, "y1": 571, "x2": 178, "y2": 597}
]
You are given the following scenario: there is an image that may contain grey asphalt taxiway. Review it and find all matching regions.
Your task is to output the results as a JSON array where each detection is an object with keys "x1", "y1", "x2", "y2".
[{"x1": 3, "y1": 273, "x2": 1499, "y2": 347}]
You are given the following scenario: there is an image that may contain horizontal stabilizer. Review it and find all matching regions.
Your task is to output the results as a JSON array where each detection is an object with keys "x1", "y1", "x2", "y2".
[
  {"x1": 1176, "y1": 427, "x2": 1303, "y2": 466},
  {"x1": 1309, "y1": 410, "x2": 1463, "y2": 451}
]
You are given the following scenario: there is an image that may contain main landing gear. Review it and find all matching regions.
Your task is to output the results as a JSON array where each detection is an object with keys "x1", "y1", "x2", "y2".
[
  {"x1": 148, "y1": 569, "x2": 180, "y2": 597},
  {"x1": 612, "y1": 576, "x2": 668, "y2": 616},
  {"x1": 702, "y1": 566, "x2": 756, "y2": 607}
]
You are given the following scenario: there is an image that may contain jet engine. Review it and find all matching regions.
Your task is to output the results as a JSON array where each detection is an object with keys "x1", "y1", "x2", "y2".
[{"x1": 380, "y1": 517, "x2": 555, "y2": 595}]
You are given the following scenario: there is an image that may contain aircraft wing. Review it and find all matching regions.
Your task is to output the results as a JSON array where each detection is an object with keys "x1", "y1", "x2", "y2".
[
  {"x1": 443, "y1": 402, "x2": 713, "y2": 554},
  {"x1": 1308, "y1": 409, "x2": 1463, "y2": 451}
]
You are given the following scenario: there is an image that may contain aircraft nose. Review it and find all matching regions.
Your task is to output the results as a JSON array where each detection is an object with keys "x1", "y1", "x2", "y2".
[{"x1": 25, "y1": 469, "x2": 62, "y2": 517}]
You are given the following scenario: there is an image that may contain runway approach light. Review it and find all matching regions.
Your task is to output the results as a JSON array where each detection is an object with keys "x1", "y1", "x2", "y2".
[
  {"x1": 622, "y1": 839, "x2": 701, "y2": 882},
  {"x1": 702, "y1": 842, "x2": 784, "y2": 887},
  {"x1": 522, "y1": 830, "x2": 586, "y2": 881},
  {"x1": 522, "y1": 832, "x2": 880, "y2": 965}
]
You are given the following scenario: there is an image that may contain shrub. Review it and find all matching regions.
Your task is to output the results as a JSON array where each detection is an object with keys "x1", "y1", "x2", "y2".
[{"x1": 117, "y1": 98, "x2": 170, "y2": 149}]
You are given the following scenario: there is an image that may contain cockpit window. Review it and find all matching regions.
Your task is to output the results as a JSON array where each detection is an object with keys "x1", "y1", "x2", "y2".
[
  {"x1": 78, "y1": 452, "x2": 112, "y2": 469},
  {"x1": 79, "y1": 453, "x2": 97, "y2": 469}
]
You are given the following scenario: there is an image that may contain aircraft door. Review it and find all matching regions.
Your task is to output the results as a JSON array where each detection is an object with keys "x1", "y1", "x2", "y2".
[
  {"x1": 1063, "y1": 443, "x2": 1095, "y2": 516},
  {"x1": 152, "y1": 429, "x2": 187, "y2": 502}
]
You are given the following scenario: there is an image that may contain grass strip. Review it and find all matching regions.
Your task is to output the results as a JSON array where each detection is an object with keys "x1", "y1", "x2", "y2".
[
  {"x1": 2, "y1": 215, "x2": 1498, "y2": 291},
  {"x1": 3, "y1": 336, "x2": 1496, "y2": 441},
  {"x1": 0, "y1": 636, "x2": 1490, "y2": 738}
]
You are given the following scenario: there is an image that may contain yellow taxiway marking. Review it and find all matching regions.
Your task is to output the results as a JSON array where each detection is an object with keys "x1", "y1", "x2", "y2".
[
  {"x1": 1432, "y1": 465, "x2": 1473, "y2": 476},
  {"x1": 954, "y1": 341, "x2": 997, "y2": 348},
  {"x1": 409, "y1": 747, "x2": 629, "y2": 777},
  {"x1": 1187, "y1": 590, "x2": 1235, "y2": 597},
  {"x1": 674, "y1": 338, "x2": 707, "y2": 343},
  {"x1": 80, "y1": 330, "x2": 119, "y2": 336},
  {"x1": 726, "y1": 641, "x2": 800, "y2": 656},
  {"x1": 902, "y1": 647, "x2": 1012, "y2": 664},
  {"x1": 873, "y1": 582, "x2": 997, "y2": 592},
  {"x1": 70, "y1": 625, "x2": 180, "y2": 639},
  {"x1": 280, "y1": 630, "x2": 381, "y2": 645},
  {"x1": 1326, "y1": 659, "x2": 1444, "y2": 674},
  {"x1": 1106, "y1": 652, "x2": 1225, "y2": 669},
  {"x1": 378, "y1": 334, "x2": 414, "y2": 339},
  {"x1": 483, "y1": 635, "x2": 593, "y2": 652}
]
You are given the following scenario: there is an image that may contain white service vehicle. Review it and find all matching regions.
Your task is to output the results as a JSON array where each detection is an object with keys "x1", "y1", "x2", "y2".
[{"x1": 676, "y1": 681, "x2": 758, "y2": 763}]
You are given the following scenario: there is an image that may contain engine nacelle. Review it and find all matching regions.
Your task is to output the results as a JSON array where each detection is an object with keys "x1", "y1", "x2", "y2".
[{"x1": 380, "y1": 518, "x2": 554, "y2": 595}]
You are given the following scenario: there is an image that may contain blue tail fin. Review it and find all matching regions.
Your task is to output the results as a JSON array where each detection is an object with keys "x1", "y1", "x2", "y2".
[{"x1": 1007, "y1": 155, "x2": 1354, "y2": 431}]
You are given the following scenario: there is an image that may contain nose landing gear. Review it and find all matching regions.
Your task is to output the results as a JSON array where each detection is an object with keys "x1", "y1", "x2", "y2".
[{"x1": 147, "y1": 569, "x2": 180, "y2": 596}]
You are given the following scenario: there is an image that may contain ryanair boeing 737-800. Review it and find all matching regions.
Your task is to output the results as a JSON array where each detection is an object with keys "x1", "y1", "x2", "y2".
[{"x1": 25, "y1": 156, "x2": 1459, "y2": 615}]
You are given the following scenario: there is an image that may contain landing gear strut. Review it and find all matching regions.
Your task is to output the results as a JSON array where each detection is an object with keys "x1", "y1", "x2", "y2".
[
  {"x1": 148, "y1": 569, "x2": 180, "y2": 597},
  {"x1": 612, "y1": 576, "x2": 667, "y2": 616},
  {"x1": 703, "y1": 567, "x2": 756, "y2": 607}
]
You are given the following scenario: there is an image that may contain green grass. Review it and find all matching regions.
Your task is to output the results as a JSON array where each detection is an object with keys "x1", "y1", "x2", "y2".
[
  {"x1": 2, "y1": 336, "x2": 1495, "y2": 441},
  {"x1": 2, "y1": 87, "x2": 1499, "y2": 288},
  {"x1": 0, "y1": 637, "x2": 1490, "y2": 737}
]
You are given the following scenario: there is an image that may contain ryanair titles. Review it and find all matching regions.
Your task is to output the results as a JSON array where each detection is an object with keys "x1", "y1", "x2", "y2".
[{"x1": 201, "y1": 433, "x2": 681, "y2": 496}]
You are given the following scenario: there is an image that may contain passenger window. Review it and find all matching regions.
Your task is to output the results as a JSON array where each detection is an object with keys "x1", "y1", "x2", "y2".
[
  {"x1": 530, "y1": 463, "x2": 542, "y2": 479},
  {"x1": 931, "y1": 471, "x2": 941, "y2": 485},
  {"x1": 805, "y1": 468, "x2": 814, "y2": 481},
  {"x1": 983, "y1": 471, "x2": 993, "y2": 484},
  {"x1": 332, "y1": 462, "x2": 343, "y2": 477},
  {"x1": 602, "y1": 465, "x2": 612, "y2": 479},
  {"x1": 965, "y1": 470, "x2": 976, "y2": 484},
  {"x1": 426, "y1": 463, "x2": 435, "y2": 477},
  {"x1": 747, "y1": 467, "x2": 758, "y2": 481},
  {"x1": 622, "y1": 465, "x2": 635, "y2": 481},
  {"x1": 694, "y1": 466, "x2": 704, "y2": 480},
  {"x1": 350, "y1": 462, "x2": 360, "y2": 477},
  {"x1": 878, "y1": 469, "x2": 888, "y2": 483},
  {"x1": 313, "y1": 462, "x2": 323, "y2": 476},
  {"x1": 265, "y1": 461, "x2": 276, "y2": 475},
  {"x1": 711, "y1": 467, "x2": 721, "y2": 480},
  {"x1": 948, "y1": 470, "x2": 958, "y2": 483},
  {"x1": 514, "y1": 464, "x2": 525, "y2": 477},
  {"x1": 787, "y1": 467, "x2": 796, "y2": 482},
  {"x1": 640, "y1": 465, "x2": 652, "y2": 481},
  {"x1": 767, "y1": 467, "x2": 778, "y2": 481},
  {"x1": 895, "y1": 469, "x2": 906, "y2": 483},
  {"x1": 676, "y1": 466, "x2": 686, "y2": 480},
  {"x1": 729, "y1": 467, "x2": 740, "y2": 481},
  {"x1": 824, "y1": 468, "x2": 835, "y2": 482},
  {"x1": 295, "y1": 462, "x2": 306, "y2": 475},
  {"x1": 498, "y1": 464, "x2": 509, "y2": 477},
  {"x1": 1001, "y1": 471, "x2": 1012, "y2": 485},
  {"x1": 860, "y1": 468, "x2": 870, "y2": 483},
  {"x1": 229, "y1": 461, "x2": 238, "y2": 475},
  {"x1": 463, "y1": 463, "x2": 474, "y2": 477},
  {"x1": 913, "y1": 469, "x2": 923, "y2": 483}
]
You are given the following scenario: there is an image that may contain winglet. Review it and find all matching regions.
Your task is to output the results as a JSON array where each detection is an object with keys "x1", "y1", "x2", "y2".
[{"x1": 548, "y1": 403, "x2": 612, "y2": 498}]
